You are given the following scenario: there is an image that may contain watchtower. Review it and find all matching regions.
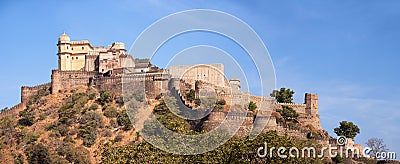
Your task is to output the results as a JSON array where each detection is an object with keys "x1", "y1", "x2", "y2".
[{"x1": 305, "y1": 93, "x2": 318, "y2": 116}]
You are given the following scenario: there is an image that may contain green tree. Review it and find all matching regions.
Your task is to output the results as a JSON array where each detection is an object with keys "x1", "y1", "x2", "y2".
[
  {"x1": 185, "y1": 89, "x2": 196, "y2": 102},
  {"x1": 334, "y1": 121, "x2": 360, "y2": 139},
  {"x1": 97, "y1": 90, "x2": 112, "y2": 105},
  {"x1": 117, "y1": 110, "x2": 133, "y2": 130},
  {"x1": 100, "y1": 131, "x2": 322, "y2": 163},
  {"x1": 215, "y1": 99, "x2": 226, "y2": 110},
  {"x1": 0, "y1": 116, "x2": 17, "y2": 145},
  {"x1": 18, "y1": 109, "x2": 35, "y2": 126},
  {"x1": 270, "y1": 88, "x2": 294, "y2": 103},
  {"x1": 248, "y1": 101, "x2": 257, "y2": 111},
  {"x1": 277, "y1": 106, "x2": 299, "y2": 120},
  {"x1": 27, "y1": 144, "x2": 51, "y2": 164}
]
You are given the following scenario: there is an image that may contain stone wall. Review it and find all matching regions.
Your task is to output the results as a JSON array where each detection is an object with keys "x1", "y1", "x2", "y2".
[
  {"x1": 51, "y1": 70, "x2": 99, "y2": 93},
  {"x1": 274, "y1": 103, "x2": 307, "y2": 115},
  {"x1": 169, "y1": 64, "x2": 227, "y2": 88},
  {"x1": 21, "y1": 82, "x2": 52, "y2": 104},
  {"x1": 0, "y1": 103, "x2": 25, "y2": 119}
]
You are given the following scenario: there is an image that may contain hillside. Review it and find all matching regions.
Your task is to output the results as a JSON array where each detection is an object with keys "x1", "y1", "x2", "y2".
[
  {"x1": 0, "y1": 86, "x2": 377, "y2": 163},
  {"x1": 0, "y1": 86, "x2": 139, "y2": 163}
]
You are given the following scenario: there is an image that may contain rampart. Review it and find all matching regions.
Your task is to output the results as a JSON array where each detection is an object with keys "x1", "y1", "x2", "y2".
[
  {"x1": 0, "y1": 103, "x2": 25, "y2": 119},
  {"x1": 21, "y1": 82, "x2": 52, "y2": 104},
  {"x1": 51, "y1": 70, "x2": 99, "y2": 93}
]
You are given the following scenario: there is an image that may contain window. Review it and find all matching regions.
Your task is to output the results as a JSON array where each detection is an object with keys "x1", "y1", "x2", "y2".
[
  {"x1": 82, "y1": 47, "x2": 84, "y2": 50},
  {"x1": 76, "y1": 57, "x2": 78, "y2": 59},
  {"x1": 67, "y1": 46, "x2": 69, "y2": 49},
  {"x1": 72, "y1": 57, "x2": 74, "y2": 60},
  {"x1": 72, "y1": 48, "x2": 74, "y2": 50},
  {"x1": 67, "y1": 56, "x2": 69, "y2": 59}
]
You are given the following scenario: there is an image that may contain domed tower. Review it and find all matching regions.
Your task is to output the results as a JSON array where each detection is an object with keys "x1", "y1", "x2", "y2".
[{"x1": 57, "y1": 32, "x2": 71, "y2": 70}]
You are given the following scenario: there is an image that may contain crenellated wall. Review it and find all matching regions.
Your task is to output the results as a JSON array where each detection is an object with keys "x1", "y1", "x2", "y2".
[
  {"x1": 0, "y1": 103, "x2": 26, "y2": 119},
  {"x1": 51, "y1": 70, "x2": 99, "y2": 93},
  {"x1": 21, "y1": 82, "x2": 51, "y2": 104}
]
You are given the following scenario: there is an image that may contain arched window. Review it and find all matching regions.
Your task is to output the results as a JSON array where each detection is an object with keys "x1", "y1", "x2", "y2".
[{"x1": 82, "y1": 47, "x2": 84, "y2": 50}]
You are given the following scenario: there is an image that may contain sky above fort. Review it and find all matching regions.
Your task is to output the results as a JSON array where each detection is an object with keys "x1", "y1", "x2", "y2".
[{"x1": 1, "y1": 0, "x2": 399, "y2": 158}]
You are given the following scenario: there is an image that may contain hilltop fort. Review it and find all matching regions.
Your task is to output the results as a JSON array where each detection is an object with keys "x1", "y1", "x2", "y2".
[{"x1": 1, "y1": 33, "x2": 326, "y2": 140}]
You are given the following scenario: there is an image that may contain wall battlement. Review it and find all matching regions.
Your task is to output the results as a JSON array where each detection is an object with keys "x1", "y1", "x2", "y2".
[
  {"x1": 0, "y1": 103, "x2": 25, "y2": 119},
  {"x1": 21, "y1": 82, "x2": 51, "y2": 104}
]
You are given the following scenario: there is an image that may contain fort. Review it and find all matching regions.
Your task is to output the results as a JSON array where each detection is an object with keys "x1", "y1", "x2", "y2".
[{"x1": 0, "y1": 33, "x2": 325, "y2": 140}]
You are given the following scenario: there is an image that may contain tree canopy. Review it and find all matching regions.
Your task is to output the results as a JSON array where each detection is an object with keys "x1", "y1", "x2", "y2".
[
  {"x1": 248, "y1": 101, "x2": 257, "y2": 111},
  {"x1": 334, "y1": 121, "x2": 360, "y2": 139},
  {"x1": 270, "y1": 88, "x2": 294, "y2": 103},
  {"x1": 277, "y1": 106, "x2": 299, "y2": 120}
]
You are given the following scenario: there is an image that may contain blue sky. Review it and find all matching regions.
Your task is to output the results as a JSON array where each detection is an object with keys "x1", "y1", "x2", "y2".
[{"x1": 1, "y1": 0, "x2": 399, "y2": 157}]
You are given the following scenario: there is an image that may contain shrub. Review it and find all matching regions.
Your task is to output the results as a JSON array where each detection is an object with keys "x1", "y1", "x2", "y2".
[
  {"x1": 18, "y1": 109, "x2": 35, "y2": 126},
  {"x1": 103, "y1": 130, "x2": 113, "y2": 137},
  {"x1": 114, "y1": 135, "x2": 123, "y2": 142},
  {"x1": 55, "y1": 123, "x2": 69, "y2": 136},
  {"x1": 58, "y1": 102, "x2": 77, "y2": 126},
  {"x1": 23, "y1": 132, "x2": 39, "y2": 145},
  {"x1": 109, "y1": 119, "x2": 118, "y2": 128},
  {"x1": 185, "y1": 89, "x2": 196, "y2": 102},
  {"x1": 27, "y1": 144, "x2": 51, "y2": 164},
  {"x1": 79, "y1": 111, "x2": 103, "y2": 126},
  {"x1": 117, "y1": 110, "x2": 132, "y2": 130},
  {"x1": 63, "y1": 136, "x2": 75, "y2": 143},
  {"x1": 77, "y1": 111, "x2": 103, "y2": 147},
  {"x1": 82, "y1": 132, "x2": 96, "y2": 147},
  {"x1": 88, "y1": 93, "x2": 97, "y2": 100},
  {"x1": 215, "y1": 99, "x2": 226, "y2": 110},
  {"x1": 216, "y1": 99, "x2": 226, "y2": 105},
  {"x1": 248, "y1": 101, "x2": 257, "y2": 111},
  {"x1": 97, "y1": 90, "x2": 112, "y2": 105},
  {"x1": 194, "y1": 98, "x2": 201, "y2": 106},
  {"x1": 57, "y1": 143, "x2": 90, "y2": 163},
  {"x1": 88, "y1": 103, "x2": 99, "y2": 111},
  {"x1": 103, "y1": 106, "x2": 118, "y2": 118}
]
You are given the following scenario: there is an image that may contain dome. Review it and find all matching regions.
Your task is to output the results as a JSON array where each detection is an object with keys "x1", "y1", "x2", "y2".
[{"x1": 58, "y1": 32, "x2": 70, "y2": 42}]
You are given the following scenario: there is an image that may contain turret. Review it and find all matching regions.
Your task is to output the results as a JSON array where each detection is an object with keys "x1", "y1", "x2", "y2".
[
  {"x1": 57, "y1": 32, "x2": 71, "y2": 70},
  {"x1": 305, "y1": 93, "x2": 318, "y2": 116},
  {"x1": 229, "y1": 78, "x2": 241, "y2": 91}
]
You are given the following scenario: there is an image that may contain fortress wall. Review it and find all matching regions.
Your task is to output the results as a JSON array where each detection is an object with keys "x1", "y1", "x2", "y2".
[
  {"x1": 85, "y1": 55, "x2": 98, "y2": 71},
  {"x1": 0, "y1": 103, "x2": 25, "y2": 119},
  {"x1": 298, "y1": 115, "x2": 322, "y2": 130},
  {"x1": 51, "y1": 70, "x2": 98, "y2": 93},
  {"x1": 274, "y1": 103, "x2": 307, "y2": 115},
  {"x1": 92, "y1": 73, "x2": 170, "y2": 99},
  {"x1": 21, "y1": 82, "x2": 51, "y2": 104},
  {"x1": 205, "y1": 110, "x2": 314, "y2": 138}
]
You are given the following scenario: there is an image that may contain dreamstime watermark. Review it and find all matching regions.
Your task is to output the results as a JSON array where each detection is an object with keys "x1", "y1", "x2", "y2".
[
  {"x1": 257, "y1": 136, "x2": 396, "y2": 160},
  {"x1": 364, "y1": 147, "x2": 397, "y2": 160},
  {"x1": 122, "y1": 9, "x2": 276, "y2": 155}
]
